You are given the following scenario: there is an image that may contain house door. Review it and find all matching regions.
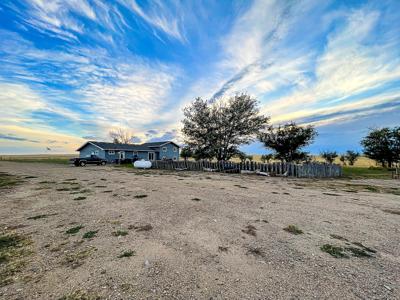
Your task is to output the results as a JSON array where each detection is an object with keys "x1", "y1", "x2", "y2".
[
  {"x1": 119, "y1": 151, "x2": 125, "y2": 160},
  {"x1": 148, "y1": 152, "x2": 155, "y2": 161}
]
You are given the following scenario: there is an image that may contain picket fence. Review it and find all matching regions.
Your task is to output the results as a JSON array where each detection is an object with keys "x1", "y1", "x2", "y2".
[{"x1": 152, "y1": 160, "x2": 342, "y2": 178}]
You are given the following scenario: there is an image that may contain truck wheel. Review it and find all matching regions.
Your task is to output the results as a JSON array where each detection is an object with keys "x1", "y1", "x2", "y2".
[
  {"x1": 101, "y1": 161, "x2": 106, "y2": 166},
  {"x1": 80, "y1": 161, "x2": 86, "y2": 167}
]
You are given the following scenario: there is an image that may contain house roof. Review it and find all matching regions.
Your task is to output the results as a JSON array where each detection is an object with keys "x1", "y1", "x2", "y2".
[{"x1": 76, "y1": 141, "x2": 180, "y2": 152}]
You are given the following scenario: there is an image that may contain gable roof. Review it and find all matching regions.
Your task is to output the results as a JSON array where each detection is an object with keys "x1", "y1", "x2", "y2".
[{"x1": 76, "y1": 141, "x2": 180, "y2": 152}]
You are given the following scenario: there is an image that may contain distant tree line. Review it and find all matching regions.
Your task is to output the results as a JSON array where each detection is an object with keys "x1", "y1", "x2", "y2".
[{"x1": 180, "y1": 93, "x2": 399, "y2": 167}]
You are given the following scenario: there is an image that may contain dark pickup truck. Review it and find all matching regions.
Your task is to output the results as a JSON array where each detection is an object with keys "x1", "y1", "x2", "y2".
[{"x1": 70, "y1": 155, "x2": 107, "y2": 167}]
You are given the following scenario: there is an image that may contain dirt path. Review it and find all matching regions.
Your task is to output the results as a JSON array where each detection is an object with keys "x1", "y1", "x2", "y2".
[{"x1": 0, "y1": 162, "x2": 399, "y2": 299}]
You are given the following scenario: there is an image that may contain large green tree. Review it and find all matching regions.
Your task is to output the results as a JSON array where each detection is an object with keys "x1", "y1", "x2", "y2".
[
  {"x1": 361, "y1": 127, "x2": 400, "y2": 167},
  {"x1": 259, "y1": 122, "x2": 317, "y2": 163},
  {"x1": 182, "y1": 94, "x2": 269, "y2": 161}
]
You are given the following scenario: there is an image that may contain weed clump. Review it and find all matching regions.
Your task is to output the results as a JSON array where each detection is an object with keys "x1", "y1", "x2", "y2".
[
  {"x1": 134, "y1": 194, "x2": 148, "y2": 199},
  {"x1": 283, "y1": 225, "x2": 303, "y2": 235},
  {"x1": 118, "y1": 250, "x2": 135, "y2": 258},
  {"x1": 73, "y1": 196, "x2": 86, "y2": 201},
  {"x1": 66, "y1": 225, "x2": 84, "y2": 235},
  {"x1": 321, "y1": 243, "x2": 375, "y2": 259},
  {"x1": 320, "y1": 244, "x2": 348, "y2": 258},
  {"x1": 83, "y1": 231, "x2": 98, "y2": 239}
]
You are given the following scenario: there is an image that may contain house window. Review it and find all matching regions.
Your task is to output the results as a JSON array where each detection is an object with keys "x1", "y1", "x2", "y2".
[
  {"x1": 108, "y1": 150, "x2": 115, "y2": 155},
  {"x1": 173, "y1": 156, "x2": 177, "y2": 161},
  {"x1": 162, "y1": 147, "x2": 167, "y2": 152},
  {"x1": 173, "y1": 147, "x2": 177, "y2": 152},
  {"x1": 94, "y1": 150, "x2": 99, "y2": 155}
]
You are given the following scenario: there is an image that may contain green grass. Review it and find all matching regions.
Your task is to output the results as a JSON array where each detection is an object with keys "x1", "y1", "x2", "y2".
[
  {"x1": 0, "y1": 232, "x2": 32, "y2": 286},
  {"x1": 118, "y1": 250, "x2": 135, "y2": 258},
  {"x1": 82, "y1": 230, "x2": 98, "y2": 239},
  {"x1": 0, "y1": 155, "x2": 73, "y2": 164},
  {"x1": 320, "y1": 244, "x2": 348, "y2": 258},
  {"x1": 2, "y1": 158, "x2": 70, "y2": 164},
  {"x1": 66, "y1": 225, "x2": 84, "y2": 235},
  {"x1": 283, "y1": 225, "x2": 304, "y2": 235},
  {"x1": 342, "y1": 166, "x2": 392, "y2": 179},
  {"x1": 320, "y1": 243, "x2": 375, "y2": 258},
  {"x1": 0, "y1": 172, "x2": 23, "y2": 190}
]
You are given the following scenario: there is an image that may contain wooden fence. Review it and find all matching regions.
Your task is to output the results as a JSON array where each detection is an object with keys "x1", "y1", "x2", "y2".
[{"x1": 152, "y1": 160, "x2": 342, "y2": 178}]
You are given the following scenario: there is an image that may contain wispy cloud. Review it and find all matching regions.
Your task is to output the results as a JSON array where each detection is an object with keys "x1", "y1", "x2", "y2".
[{"x1": 120, "y1": 0, "x2": 186, "y2": 42}]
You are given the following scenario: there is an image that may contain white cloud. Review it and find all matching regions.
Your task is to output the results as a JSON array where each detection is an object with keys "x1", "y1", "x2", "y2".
[
  {"x1": 0, "y1": 82, "x2": 46, "y2": 125},
  {"x1": 120, "y1": 0, "x2": 186, "y2": 42},
  {"x1": 78, "y1": 62, "x2": 179, "y2": 131},
  {"x1": 266, "y1": 8, "x2": 400, "y2": 117}
]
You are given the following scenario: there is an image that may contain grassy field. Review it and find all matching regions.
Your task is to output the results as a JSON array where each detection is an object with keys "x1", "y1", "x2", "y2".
[
  {"x1": 0, "y1": 154, "x2": 74, "y2": 164},
  {"x1": 342, "y1": 166, "x2": 395, "y2": 179}
]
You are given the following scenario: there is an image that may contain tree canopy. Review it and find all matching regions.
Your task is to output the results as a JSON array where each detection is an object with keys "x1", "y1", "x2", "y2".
[
  {"x1": 321, "y1": 151, "x2": 338, "y2": 164},
  {"x1": 258, "y1": 122, "x2": 317, "y2": 163},
  {"x1": 345, "y1": 150, "x2": 360, "y2": 166},
  {"x1": 181, "y1": 94, "x2": 269, "y2": 161},
  {"x1": 361, "y1": 127, "x2": 400, "y2": 167}
]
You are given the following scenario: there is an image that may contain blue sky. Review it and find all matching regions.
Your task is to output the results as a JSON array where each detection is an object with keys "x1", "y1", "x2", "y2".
[{"x1": 0, "y1": 0, "x2": 399, "y2": 155}]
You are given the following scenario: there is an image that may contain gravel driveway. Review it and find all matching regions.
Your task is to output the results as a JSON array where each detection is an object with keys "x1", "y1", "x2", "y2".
[{"x1": 0, "y1": 162, "x2": 399, "y2": 299}]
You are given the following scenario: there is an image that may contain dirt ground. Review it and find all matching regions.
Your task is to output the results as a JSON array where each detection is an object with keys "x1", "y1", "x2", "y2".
[{"x1": 0, "y1": 161, "x2": 399, "y2": 300}]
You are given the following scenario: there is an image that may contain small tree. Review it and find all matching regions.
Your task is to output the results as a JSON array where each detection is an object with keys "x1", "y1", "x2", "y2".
[
  {"x1": 345, "y1": 150, "x2": 359, "y2": 166},
  {"x1": 236, "y1": 151, "x2": 247, "y2": 163},
  {"x1": 182, "y1": 94, "x2": 269, "y2": 161},
  {"x1": 321, "y1": 151, "x2": 338, "y2": 164},
  {"x1": 260, "y1": 154, "x2": 273, "y2": 163},
  {"x1": 180, "y1": 146, "x2": 193, "y2": 161},
  {"x1": 109, "y1": 128, "x2": 135, "y2": 144},
  {"x1": 339, "y1": 154, "x2": 347, "y2": 165},
  {"x1": 259, "y1": 122, "x2": 317, "y2": 162},
  {"x1": 361, "y1": 127, "x2": 400, "y2": 167},
  {"x1": 246, "y1": 155, "x2": 254, "y2": 162}
]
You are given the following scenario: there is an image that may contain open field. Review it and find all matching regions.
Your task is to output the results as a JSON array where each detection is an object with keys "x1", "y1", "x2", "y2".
[
  {"x1": 0, "y1": 162, "x2": 399, "y2": 299},
  {"x1": 0, "y1": 154, "x2": 75, "y2": 164}
]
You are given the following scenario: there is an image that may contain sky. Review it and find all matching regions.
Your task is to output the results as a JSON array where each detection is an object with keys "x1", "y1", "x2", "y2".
[{"x1": 0, "y1": 0, "x2": 399, "y2": 155}]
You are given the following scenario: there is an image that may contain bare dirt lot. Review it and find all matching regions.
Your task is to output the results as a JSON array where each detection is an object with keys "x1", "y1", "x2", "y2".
[{"x1": 0, "y1": 162, "x2": 399, "y2": 299}]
